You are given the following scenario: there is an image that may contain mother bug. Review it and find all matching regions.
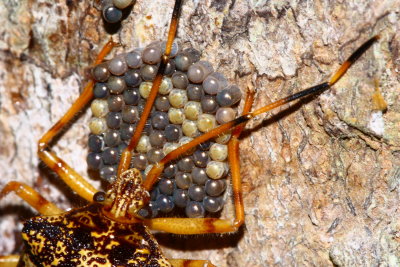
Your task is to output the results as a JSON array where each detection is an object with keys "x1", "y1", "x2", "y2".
[{"x1": 1, "y1": 0, "x2": 400, "y2": 266}]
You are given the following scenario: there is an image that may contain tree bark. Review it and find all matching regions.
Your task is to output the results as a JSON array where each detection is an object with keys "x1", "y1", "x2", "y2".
[{"x1": 1, "y1": 0, "x2": 400, "y2": 266}]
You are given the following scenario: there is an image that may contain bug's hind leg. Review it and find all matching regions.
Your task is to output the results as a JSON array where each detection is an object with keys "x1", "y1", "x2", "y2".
[
  {"x1": 0, "y1": 182, "x2": 63, "y2": 215},
  {"x1": 37, "y1": 40, "x2": 118, "y2": 203},
  {"x1": 0, "y1": 255, "x2": 20, "y2": 267},
  {"x1": 169, "y1": 259, "x2": 216, "y2": 267}
]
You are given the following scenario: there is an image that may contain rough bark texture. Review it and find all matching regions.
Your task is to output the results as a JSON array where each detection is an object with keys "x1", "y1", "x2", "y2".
[{"x1": 1, "y1": 0, "x2": 400, "y2": 266}]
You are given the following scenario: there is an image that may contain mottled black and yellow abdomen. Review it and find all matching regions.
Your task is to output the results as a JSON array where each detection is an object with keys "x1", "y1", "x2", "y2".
[{"x1": 21, "y1": 204, "x2": 170, "y2": 267}]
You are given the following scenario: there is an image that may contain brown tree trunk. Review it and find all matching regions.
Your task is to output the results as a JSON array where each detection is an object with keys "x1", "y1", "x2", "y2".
[{"x1": 1, "y1": 0, "x2": 399, "y2": 266}]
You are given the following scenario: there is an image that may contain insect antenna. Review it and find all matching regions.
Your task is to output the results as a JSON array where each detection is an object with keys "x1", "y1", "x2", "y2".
[{"x1": 117, "y1": 0, "x2": 184, "y2": 176}]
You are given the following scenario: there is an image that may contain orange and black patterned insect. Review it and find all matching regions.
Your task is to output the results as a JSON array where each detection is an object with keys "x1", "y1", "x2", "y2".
[{"x1": 0, "y1": 0, "x2": 398, "y2": 266}]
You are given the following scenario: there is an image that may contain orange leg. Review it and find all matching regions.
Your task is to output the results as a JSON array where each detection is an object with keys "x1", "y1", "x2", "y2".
[
  {"x1": 145, "y1": 217, "x2": 237, "y2": 234},
  {"x1": 0, "y1": 182, "x2": 63, "y2": 216},
  {"x1": 0, "y1": 255, "x2": 19, "y2": 267},
  {"x1": 117, "y1": 0, "x2": 184, "y2": 175},
  {"x1": 169, "y1": 259, "x2": 216, "y2": 267},
  {"x1": 37, "y1": 40, "x2": 118, "y2": 202}
]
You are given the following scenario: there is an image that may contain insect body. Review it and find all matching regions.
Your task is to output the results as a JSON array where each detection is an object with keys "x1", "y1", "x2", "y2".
[
  {"x1": 0, "y1": 0, "x2": 400, "y2": 267},
  {"x1": 20, "y1": 169, "x2": 170, "y2": 266},
  {"x1": 22, "y1": 205, "x2": 166, "y2": 266}
]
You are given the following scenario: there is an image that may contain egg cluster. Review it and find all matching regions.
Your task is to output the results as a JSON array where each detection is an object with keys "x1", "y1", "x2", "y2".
[
  {"x1": 101, "y1": 0, "x2": 135, "y2": 24},
  {"x1": 88, "y1": 41, "x2": 242, "y2": 218}
]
